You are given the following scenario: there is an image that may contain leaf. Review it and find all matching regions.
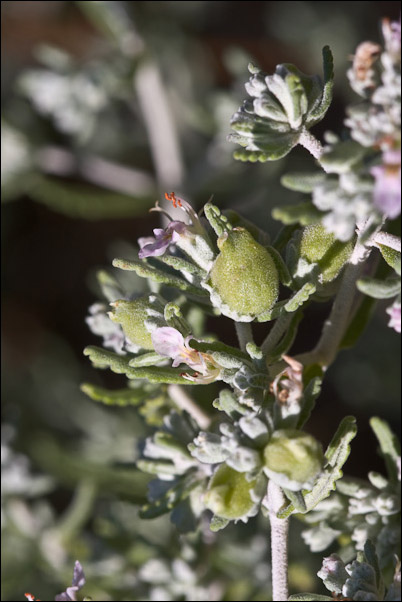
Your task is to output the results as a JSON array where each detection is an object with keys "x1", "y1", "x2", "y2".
[
  {"x1": 370, "y1": 417, "x2": 401, "y2": 484},
  {"x1": 29, "y1": 175, "x2": 154, "y2": 219},
  {"x1": 210, "y1": 515, "x2": 230, "y2": 532},
  {"x1": 297, "y1": 376, "x2": 322, "y2": 429},
  {"x1": 319, "y1": 140, "x2": 367, "y2": 174},
  {"x1": 112, "y1": 258, "x2": 209, "y2": 297},
  {"x1": 204, "y1": 201, "x2": 233, "y2": 237},
  {"x1": 164, "y1": 302, "x2": 191, "y2": 336},
  {"x1": 307, "y1": 45, "x2": 334, "y2": 124},
  {"x1": 128, "y1": 352, "x2": 166, "y2": 367},
  {"x1": 268, "y1": 310, "x2": 303, "y2": 363},
  {"x1": 288, "y1": 595, "x2": 333, "y2": 601},
  {"x1": 156, "y1": 254, "x2": 206, "y2": 278},
  {"x1": 80, "y1": 383, "x2": 147, "y2": 406},
  {"x1": 83, "y1": 346, "x2": 198, "y2": 384},
  {"x1": 272, "y1": 201, "x2": 322, "y2": 227},
  {"x1": 189, "y1": 339, "x2": 249, "y2": 364},
  {"x1": 278, "y1": 416, "x2": 357, "y2": 518},
  {"x1": 378, "y1": 244, "x2": 401, "y2": 276},
  {"x1": 267, "y1": 245, "x2": 292, "y2": 286},
  {"x1": 280, "y1": 172, "x2": 326, "y2": 193},
  {"x1": 356, "y1": 276, "x2": 401, "y2": 299},
  {"x1": 284, "y1": 282, "x2": 316, "y2": 312}
]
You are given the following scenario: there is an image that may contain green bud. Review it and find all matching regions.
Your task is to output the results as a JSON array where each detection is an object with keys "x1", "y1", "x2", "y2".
[
  {"x1": 109, "y1": 296, "x2": 155, "y2": 350},
  {"x1": 263, "y1": 429, "x2": 323, "y2": 491},
  {"x1": 207, "y1": 228, "x2": 279, "y2": 321},
  {"x1": 299, "y1": 224, "x2": 354, "y2": 283},
  {"x1": 204, "y1": 464, "x2": 257, "y2": 520}
]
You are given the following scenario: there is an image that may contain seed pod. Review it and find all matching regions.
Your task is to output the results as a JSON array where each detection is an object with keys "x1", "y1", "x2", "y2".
[
  {"x1": 263, "y1": 429, "x2": 323, "y2": 491},
  {"x1": 207, "y1": 228, "x2": 279, "y2": 321},
  {"x1": 204, "y1": 464, "x2": 257, "y2": 520},
  {"x1": 109, "y1": 296, "x2": 155, "y2": 350},
  {"x1": 299, "y1": 224, "x2": 354, "y2": 283}
]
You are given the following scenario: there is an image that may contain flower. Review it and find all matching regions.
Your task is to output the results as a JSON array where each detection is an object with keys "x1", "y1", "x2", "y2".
[
  {"x1": 271, "y1": 355, "x2": 303, "y2": 405},
  {"x1": 151, "y1": 326, "x2": 221, "y2": 383},
  {"x1": 55, "y1": 561, "x2": 86, "y2": 602},
  {"x1": 25, "y1": 595, "x2": 40, "y2": 601},
  {"x1": 371, "y1": 150, "x2": 401, "y2": 219},
  {"x1": 138, "y1": 220, "x2": 188, "y2": 259},
  {"x1": 386, "y1": 301, "x2": 401, "y2": 333},
  {"x1": 138, "y1": 192, "x2": 206, "y2": 259}
]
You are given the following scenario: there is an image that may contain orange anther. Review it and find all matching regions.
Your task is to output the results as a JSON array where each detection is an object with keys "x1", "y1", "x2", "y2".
[{"x1": 165, "y1": 192, "x2": 182, "y2": 208}]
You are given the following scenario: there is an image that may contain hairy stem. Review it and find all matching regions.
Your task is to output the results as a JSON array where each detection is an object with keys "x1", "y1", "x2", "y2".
[
  {"x1": 298, "y1": 128, "x2": 326, "y2": 164},
  {"x1": 261, "y1": 313, "x2": 293, "y2": 355},
  {"x1": 372, "y1": 231, "x2": 402, "y2": 252},
  {"x1": 268, "y1": 480, "x2": 289, "y2": 601},
  {"x1": 297, "y1": 231, "x2": 371, "y2": 368},
  {"x1": 235, "y1": 322, "x2": 254, "y2": 352},
  {"x1": 168, "y1": 385, "x2": 211, "y2": 429}
]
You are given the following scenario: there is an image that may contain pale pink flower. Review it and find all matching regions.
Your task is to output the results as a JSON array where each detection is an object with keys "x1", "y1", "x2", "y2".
[
  {"x1": 371, "y1": 150, "x2": 401, "y2": 219},
  {"x1": 386, "y1": 301, "x2": 401, "y2": 333},
  {"x1": 55, "y1": 561, "x2": 86, "y2": 601},
  {"x1": 151, "y1": 327, "x2": 221, "y2": 383},
  {"x1": 271, "y1": 355, "x2": 304, "y2": 405}
]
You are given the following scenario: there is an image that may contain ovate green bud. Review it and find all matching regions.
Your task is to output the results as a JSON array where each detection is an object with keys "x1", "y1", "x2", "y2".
[
  {"x1": 204, "y1": 464, "x2": 257, "y2": 520},
  {"x1": 109, "y1": 296, "x2": 154, "y2": 350},
  {"x1": 263, "y1": 429, "x2": 323, "y2": 491},
  {"x1": 207, "y1": 228, "x2": 279, "y2": 321},
  {"x1": 300, "y1": 224, "x2": 353, "y2": 283}
]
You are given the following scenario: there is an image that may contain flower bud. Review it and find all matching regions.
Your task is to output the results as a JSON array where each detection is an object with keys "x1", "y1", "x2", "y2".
[
  {"x1": 204, "y1": 464, "x2": 257, "y2": 520},
  {"x1": 207, "y1": 228, "x2": 279, "y2": 321},
  {"x1": 263, "y1": 429, "x2": 323, "y2": 491},
  {"x1": 109, "y1": 296, "x2": 155, "y2": 350},
  {"x1": 299, "y1": 224, "x2": 354, "y2": 283}
]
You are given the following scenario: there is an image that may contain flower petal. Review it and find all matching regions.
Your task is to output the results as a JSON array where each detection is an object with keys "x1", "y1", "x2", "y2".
[{"x1": 152, "y1": 327, "x2": 185, "y2": 359}]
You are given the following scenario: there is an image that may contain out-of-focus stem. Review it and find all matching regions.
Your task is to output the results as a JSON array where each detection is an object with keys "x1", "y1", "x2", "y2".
[{"x1": 168, "y1": 385, "x2": 211, "y2": 429}]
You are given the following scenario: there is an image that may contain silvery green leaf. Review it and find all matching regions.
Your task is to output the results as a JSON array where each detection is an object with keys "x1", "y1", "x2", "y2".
[
  {"x1": 210, "y1": 515, "x2": 230, "y2": 532},
  {"x1": 297, "y1": 376, "x2": 323, "y2": 429},
  {"x1": 226, "y1": 446, "x2": 261, "y2": 472},
  {"x1": 272, "y1": 201, "x2": 323, "y2": 226},
  {"x1": 370, "y1": 417, "x2": 401, "y2": 484},
  {"x1": 378, "y1": 244, "x2": 402, "y2": 276},
  {"x1": 302, "y1": 522, "x2": 342, "y2": 553},
  {"x1": 112, "y1": 258, "x2": 209, "y2": 297},
  {"x1": 81, "y1": 382, "x2": 147, "y2": 406},
  {"x1": 238, "y1": 414, "x2": 269, "y2": 443},
  {"x1": 204, "y1": 201, "x2": 233, "y2": 237},
  {"x1": 288, "y1": 595, "x2": 333, "y2": 601},
  {"x1": 281, "y1": 172, "x2": 327, "y2": 193},
  {"x1": 129, "y1": 352, "x2": 167, "y2": 367},
  {"x1": 307, "y1": 45, "x2": 334, "y2": 124},
  {"x1": 357, "y1": 276, "x2": 401, "y2": 299},
  {"x1": 320, "y1": 140, "x2": 367, "y2": 174},
  {"x1": 189, "y1": 432, "x2": 230, "y2": 464},
  {"x1": 284, "y1": 282, "x2": 316, "y2": 312},
  {"x1": 266, "y1": 245, "x2": 292, "y2": 286},
  {"x1": 317, "y1": 554, "x2": 348, "y2": 594},
  {"x1": 163, "y1": 302, "x2": 191, "y2": 336},
  {"x1": 212, "y1": 389, "x2": 248, "y2": 418},
  {"x1": 367, "y1": 471, "x2": 389, "y2": 489}
]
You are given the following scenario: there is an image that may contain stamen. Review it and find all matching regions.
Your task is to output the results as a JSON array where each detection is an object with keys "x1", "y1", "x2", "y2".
[
  {"x1": 149, "y1": 201, "x2": 174, "y2": 221},
  {"x1": 165, "y1": 191, "x2": 183, "y2": 208}
]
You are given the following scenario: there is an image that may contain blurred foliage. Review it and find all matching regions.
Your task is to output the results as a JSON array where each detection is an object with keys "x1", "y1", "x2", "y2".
[{"x1": 1, "y1": 1, "x2": 400, "y2": 600}]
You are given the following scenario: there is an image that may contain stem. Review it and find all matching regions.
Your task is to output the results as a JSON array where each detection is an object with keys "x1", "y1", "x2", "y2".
[
  {"x1": 298, "y1": 128, "x2": 325, "y2": 162},
  {"x1": 268, "y1": 480, "x2": 289, "y2": 602},
  {"x1": 297, "y1": 233, "x2": 371, "y2": 368},
  {"x1": 168, "y1": 385, "x2": 211, "y2": 429},
  {"x1": 261, "y1": 313, "x2": 293, "y2": 355},
  {"x1": 235, "y1": 322, "x2": 253, "y2": 352},
  {"x1": 371, "y1": 231, "x2": 401, "y2": 253}
]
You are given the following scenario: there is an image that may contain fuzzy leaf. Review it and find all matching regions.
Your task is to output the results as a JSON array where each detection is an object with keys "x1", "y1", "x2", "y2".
[
  {"x1": 204, "y1": 202, "x2": 233, "y2": 237},
  {"x1": 164, "y1": 302, "x2": 191, "y2": 336},
  {"x1": 128, "y1": 352, "x2": 167, "y2": 367},
  {"x1": 29, "y1": 175, "x2": 154, "y2": 219},
  {"x1": 112, "y1": 258, "x2": 209, "y2": 297},
  {"x1": 189, "y1": 339, "x2": 249, "y2": 364},
  {"x1": 268, "y1": 310, "x2": 303, "y2": 363},
  {"x1": 84, "y1": 346, "x2": 198, "y2": 384},
  {"x1": 356, "y1": 276, "x2": 401, "y2": 299},
  {"x1": 156, "y1": 254, "x2": 206, "y2": 278},
  {"x1": 297, "y1": 376, "x2": 323, "y2": 429},
  {"x1": 272, "y1": 201, "x2": 322, "y2": 226},
  {"x1": 81, "y1": 383, "x2": 146, "y2": 406},
  {"x1": 267, "y1": 245, "x2": 293, "y2": 286},
  {"x1": 307, "y1": 46, "x2": 334, "y2": 124},
  {"x1": 288, "y1": 594, "x2": 333, "y2": 601},
  {"x1": 210, "y1": 515, "x2": 230, "y2": 532},
  {"x1": 319, "y1": 140, "x2": 367, "y2": 174},
  {"x1": 280, "y1": 172, "x2": 326, "y2": 193},
  {"x1": 284, "y1": 282, "x2": 316, "y2": 312},
  {"x1": 370, "y1": 417, "x2": 401, "y2": 484},
  {"x1": 378, "y1": 244, "x2": 401, "y2": 276}
]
